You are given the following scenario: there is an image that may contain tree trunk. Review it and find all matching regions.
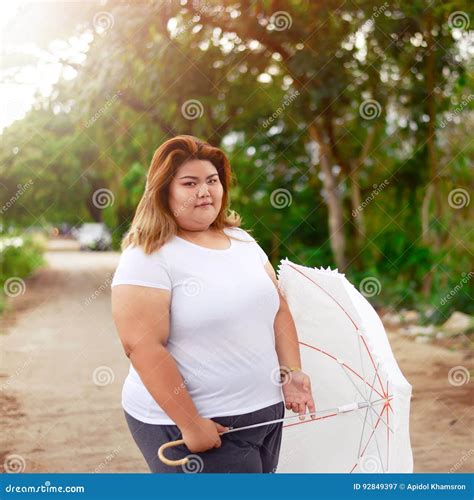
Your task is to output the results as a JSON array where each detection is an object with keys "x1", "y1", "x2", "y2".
[
  {"x1": 308, "y1": 123, "x2": 347, "y2": 270},
  {"x1": 350, "y1": 159, "x2": 366, "y2": 250},
  {"x1": 350, "y1": 125, "x2": 377, "y2": 252},
  {"x1": 424, "y1": 9, "x2": 441, "y2": 247},
  {"x1": 422, "y1": 9, "x2": 441, "y2": 298},
  {"x1": 421, "y1": 184, "x2": 434, "y2": 240},
  {"x1": 85, "y1": 193, "x2": 103, "y2": 222},
  {"x1": 270, "y1": 227, "x2": 280, "y2": 264}
]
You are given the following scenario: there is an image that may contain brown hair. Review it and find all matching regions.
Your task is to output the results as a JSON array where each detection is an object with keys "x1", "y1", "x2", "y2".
[{"x1": 121, "y1": 135, "x2": 252, "y2": 254}]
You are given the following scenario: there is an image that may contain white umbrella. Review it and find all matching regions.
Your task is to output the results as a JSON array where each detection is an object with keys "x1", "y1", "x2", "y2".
[{"x1": 275, "y1": 258, "x2": 414, "y2": 473}]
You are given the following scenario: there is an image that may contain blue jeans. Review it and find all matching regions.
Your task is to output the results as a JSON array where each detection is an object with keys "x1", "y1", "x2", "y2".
[{"x1": 123, "y1": 401, "x2": 285, "y2": 473}]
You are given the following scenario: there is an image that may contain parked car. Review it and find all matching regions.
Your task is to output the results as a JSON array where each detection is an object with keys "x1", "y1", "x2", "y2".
[
  {"x1": 50, "y1": 223, "x2": 75, "y2": 237},
  {"x1": 76, "y1": 223, "x2": 112, "y2": 251}
]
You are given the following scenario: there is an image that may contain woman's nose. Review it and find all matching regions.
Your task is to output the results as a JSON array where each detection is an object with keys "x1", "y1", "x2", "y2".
[{"x1": 198, "y1": 183, "x2": 210, "y2": 195}]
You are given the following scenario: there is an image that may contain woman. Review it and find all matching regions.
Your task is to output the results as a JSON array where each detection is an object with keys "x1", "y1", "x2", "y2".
[{"x1": 111, "y1": 135, "x2": 316, "y2": 473}]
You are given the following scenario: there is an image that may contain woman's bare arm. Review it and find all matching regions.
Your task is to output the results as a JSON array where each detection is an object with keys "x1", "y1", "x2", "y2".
[
  {"x1": 111, "y1": 285, "x2": 200, "y2": 431},
  {"x1": 263, "y1": 261, "x2": 302, "y2": 370},
  {"x1": 264, "y1": 261, "x2": 316, "y2": 419}
]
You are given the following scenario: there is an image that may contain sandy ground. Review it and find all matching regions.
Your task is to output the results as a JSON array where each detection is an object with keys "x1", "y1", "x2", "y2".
[{"x1": 0, "y1": 239, "x2": 472, "y2": 473}]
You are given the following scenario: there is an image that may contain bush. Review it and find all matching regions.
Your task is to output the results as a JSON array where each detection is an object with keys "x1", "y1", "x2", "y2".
[{"x1": 0, "y1": 232, "x2": 46, "y2": 314}]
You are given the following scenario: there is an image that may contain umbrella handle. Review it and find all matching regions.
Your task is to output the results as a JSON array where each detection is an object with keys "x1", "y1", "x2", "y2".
[
  {"x1": 157, "y1": 430, "x2": 231, "y2": 467},
  {"x1": 157, "y1": 439, "x2": 189, "y2": 467}
]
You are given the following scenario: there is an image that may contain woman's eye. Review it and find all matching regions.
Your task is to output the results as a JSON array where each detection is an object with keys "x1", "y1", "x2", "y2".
[{"x1": 184, "y1": 179, "x2": 218, "y2": 187}]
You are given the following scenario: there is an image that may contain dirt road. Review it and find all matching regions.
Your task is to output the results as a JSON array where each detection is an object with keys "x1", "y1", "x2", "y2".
[
  {"x1": 0, "y1": 241, "x2": 140, "y2": 472},
  {"x1": 0, "y1": 240, "x2": 472, "y2": 473}
]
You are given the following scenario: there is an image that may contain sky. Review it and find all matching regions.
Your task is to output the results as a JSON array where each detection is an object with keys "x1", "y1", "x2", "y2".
[{"x1": 0, "y1": 0, "x2": 91, "y2": 134}]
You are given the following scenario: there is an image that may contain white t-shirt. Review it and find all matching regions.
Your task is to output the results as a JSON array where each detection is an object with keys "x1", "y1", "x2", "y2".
[{"x1": 111, "y1": 226, "x2": 284, "y2": 424}]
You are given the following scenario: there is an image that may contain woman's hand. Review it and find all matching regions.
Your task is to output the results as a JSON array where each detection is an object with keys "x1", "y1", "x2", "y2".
[
  {"x1": 180, "y1": 416, "x2": 229, "y2": 453},
  {"x1": 282, "y1": 370, "x2": 316, "y2": 421}
]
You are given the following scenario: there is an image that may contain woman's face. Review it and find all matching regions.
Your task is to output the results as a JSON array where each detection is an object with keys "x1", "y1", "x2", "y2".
[{"x1": 168, "y1": 159, "x2": 224, "y2": 232}]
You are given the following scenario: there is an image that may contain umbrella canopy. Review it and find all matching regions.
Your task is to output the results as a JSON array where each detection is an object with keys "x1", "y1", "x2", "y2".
[{"x1": 276, "y1": 259, "x2": 413, "y2": 473}]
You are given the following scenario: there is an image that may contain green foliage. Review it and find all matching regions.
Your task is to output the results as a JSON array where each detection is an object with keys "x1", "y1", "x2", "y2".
[
  {"x1": 0, "y1": 231, "x2": 46, "y2": 314},
  {"x1": 1, "y1": 0, "x2": 472, "y2": 315}
]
